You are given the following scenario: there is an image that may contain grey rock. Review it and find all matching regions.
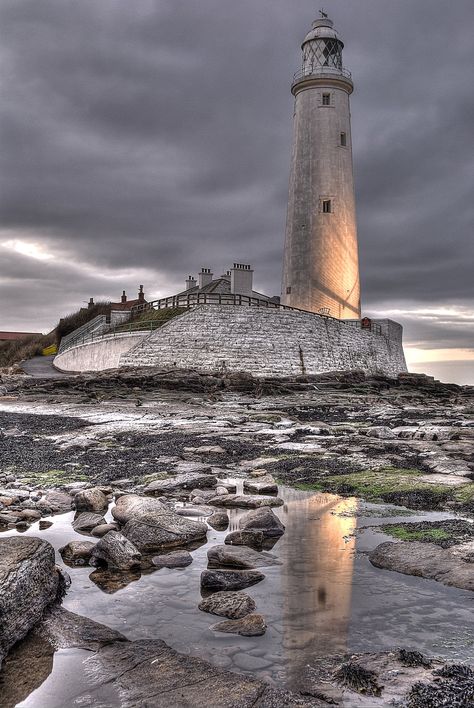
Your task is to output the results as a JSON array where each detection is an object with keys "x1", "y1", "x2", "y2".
[
  {"x1": 198, "y1": 591, "x2": 256, "y2": 619},
  {"x1": 175, "y1": 505, "x2": 214, "y2": 517},
  {"x1": 59, "y1": 540, "x2": 95, "y2": 566},
  {"x1": 37, "y1": 491, "x2": 72, "y2": 514},
  {"x1": 0, "y1": 537, "x2": 60, "y2": 666},
  {"x1": 207, "y1": 544, "x2": 281, "y2": 569},
  {"x1": 152, "y1": 550, "x2": 193, "y2": 568},
  {"x1": 73, "y1": 638, "x2": 314, "y2": 706},
  {"x1": 18, "y1": 509, "x2": 41, "y2": 521},
  {"x1": 39, "y1": 519, "x2": 53, "y2": 530},
  {"x1": 37, "y1": 605, "x2": 127, "y2": 651},
  {"x1": 144, "y1": 472, "x2": 217, "y2": 496},
  {"x1": 208, "y1": 494, "x2": 283, "y2": 509},
  {"x1": 217, "y1": 481, "x2": 237, "y2": 493},
  {"x1": 201, "y1": 569, "x2": 265, "y2": 591},
  {"x1": 365, "y1": 426, "x2": 396, "y2": 439},
  {"x1": 210, "y1": 613, "x2": 266, "y2": 637},
  {"x1": 111, "y1": 494, "x2": 164, "y2": 525},
  {"x1": 207, "y1": 511, "x2": 229, "y2": 530},
  {"x1": 225, "y1": 530, "x2": 264, "y2": 550},
  {"x1": 369, "y1": 541, "x2": 474, "y2": 591},
  {"x1": 91, "y1": 523, "x2": 119, "y2": 537},
  {"x1": 90, "y1": 531, "x2": 141, "y2": 571},
  {"x1": 243, "y1": 477, "x2": 278, "y2": 495},
  {"x1": 74, "y1": 487, "x2": 109, "y2": 513},
  {"x1": 239, "y1": 506, "x2": 285, "y2": 538},
  {"x1": 121, "y1": 508, "x2": 207, "y2": 553},
  {"x1": 72, "y1": 512, "x2": 106, "y2": 533}
]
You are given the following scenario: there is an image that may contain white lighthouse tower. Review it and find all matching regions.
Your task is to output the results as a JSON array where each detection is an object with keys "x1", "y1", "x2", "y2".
[{"x1": 282, "y1": 13, "x2": 361, "y2": 319}]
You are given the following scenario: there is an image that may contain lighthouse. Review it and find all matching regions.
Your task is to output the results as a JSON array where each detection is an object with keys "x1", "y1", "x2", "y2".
[{"x1": 281, "y1": 13, "x2": 361, "y2": 319}]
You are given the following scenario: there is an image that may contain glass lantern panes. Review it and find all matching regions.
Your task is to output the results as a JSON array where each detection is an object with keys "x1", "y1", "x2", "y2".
[{"x1": 303, "y1": 38, "x2": 343, "y2": 73}]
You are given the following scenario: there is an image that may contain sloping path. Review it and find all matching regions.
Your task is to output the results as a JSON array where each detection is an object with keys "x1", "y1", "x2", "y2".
[{"x1": 20, "y1": 355, "x2": 76, "y2": 378}]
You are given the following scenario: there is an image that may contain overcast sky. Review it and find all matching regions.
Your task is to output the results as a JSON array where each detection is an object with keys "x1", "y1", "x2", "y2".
[{"x1": 0, "y1": 0, "x2": 473, "y2": 383}]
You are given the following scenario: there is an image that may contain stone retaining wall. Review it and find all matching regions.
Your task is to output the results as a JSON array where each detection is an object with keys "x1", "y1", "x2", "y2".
[
  {"x1": 120, "y1": 306, "x2": 407, "y2": 377},
  {"x1": 54, "y1": 333, "x2": 147, "y2": 372}
]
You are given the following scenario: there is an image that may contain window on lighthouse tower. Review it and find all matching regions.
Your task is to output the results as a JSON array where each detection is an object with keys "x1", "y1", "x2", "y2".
[
  {"x1": 322, "y1": 199, "x2": 332, "y2": 213},
  {"x1": 322, "y1": 93, "x2": 331, "y2": 106}
]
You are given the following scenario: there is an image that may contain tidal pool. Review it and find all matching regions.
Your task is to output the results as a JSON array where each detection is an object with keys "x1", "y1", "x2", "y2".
[{"x1": 1, "y1": 483, "x2": 473, "y2": 706}]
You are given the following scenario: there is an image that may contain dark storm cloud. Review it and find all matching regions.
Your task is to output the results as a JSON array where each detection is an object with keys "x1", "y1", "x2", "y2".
[{"x1": 0, "y1": 0, "x2": 473, "y2": 355}]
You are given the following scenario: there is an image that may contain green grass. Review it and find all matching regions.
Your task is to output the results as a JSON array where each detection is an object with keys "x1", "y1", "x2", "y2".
[
  {"x1": 286, "y1": 467, "x2": 474, "y2": 512},
  {"x1": 117, "y1": 307, "x2": 186, "y2": 332},
  {"x1": 453, "y1": 483, "x2": 474, "y2": 505},
  {"x1": 21, "y1": 469, "x2": 88, "y2": 487},
  {"x1": 383, "y1": 525, "x2": 452, "y2": 542}
]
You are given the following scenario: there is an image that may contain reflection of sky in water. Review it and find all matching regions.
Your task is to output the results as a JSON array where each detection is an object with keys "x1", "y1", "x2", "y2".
[{"x1": 1, "y1": 485, "x2": 473, "y2": 705}]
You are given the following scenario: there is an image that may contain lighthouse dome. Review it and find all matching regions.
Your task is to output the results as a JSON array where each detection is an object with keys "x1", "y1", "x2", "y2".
[
  {"x1": 300, "y1": 16, "x2": 345, "y2": 75},
  {"x1": 302, "y1": 18, "x2": 343, "y2": 48}
]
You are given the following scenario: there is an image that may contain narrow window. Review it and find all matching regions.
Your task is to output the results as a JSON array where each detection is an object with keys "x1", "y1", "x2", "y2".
[
  {"x1": 322, "y1": 93, "x2": 331, "y2": 106},
  {"x1": 322, "y1": 199, "x2": 332, "y2": 213},
  {"x1": 340, "y1": 132, "x2": 347, "y2": 146},
  {"x1": 286, "y1": 286, "x2": 292, "y2": 294}
]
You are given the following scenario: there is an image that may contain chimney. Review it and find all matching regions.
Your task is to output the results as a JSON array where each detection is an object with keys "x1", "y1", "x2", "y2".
[
  {"x1": 88, "y1": 297, "x2": 94, "y2": 309},
  {"x1": 198, "y1": 268, "x2": 213, "y2": 289},
  {"x1": 138, "y1": 284, "x2": 145, "y2": 303},
  {"x1": 230, "y1": 263, "x2": 253, "y2": 296},
  {"x1": 185, "y1": 275, "x2": 197, "y2": 291},
  {"x1": 121, "y1": 290, "x2": 127, "y2": 304}
]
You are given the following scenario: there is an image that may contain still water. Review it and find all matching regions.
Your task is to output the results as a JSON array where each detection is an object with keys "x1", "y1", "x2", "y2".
[{"x1": 1, "y1": 484, "x2": 472, "y2": 706}]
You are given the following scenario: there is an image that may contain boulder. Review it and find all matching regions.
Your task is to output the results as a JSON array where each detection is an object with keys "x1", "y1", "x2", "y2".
[
  {"x1": 0, "y1": 538, "x2": 60, "y2": 666},
  {"x1": 72, "y1": 512, "x2": 106, "y2": 533},
  {"x1": 201, "y1": 569, "x2": 265, "y2": 592},
  {"x1": 369, "y1": 541, "x2": 474, "y2": 591},
  {"x1": 175, "y1": 505, "x2": 214, "y2": 517},
  {"x1": 224, "y1": 530, "x2": 264, "y2": 550},
  {"x1": 144, "y1": 473, "x2": 217, "y2": 496},
  {"x1": 189, "y1": 489, "x2": 218, "y2": 503},
  {"x1": 18, "y1": 509, "x2": 41, "y2": 522},
  {"x1": 37, "y1": 490, "x2": 72, "y2": 514},
  {"x1": 207, "y1": 544, "x2": 281, "y2": 569},
  {"x1": 198, "y1": 591, "x2": 256, "y2": 619},
  {"x1": 207, "y1": 512, "x2": 229, "y2": 531},
  {"x1": 243, "y1": 477, "x2": 278, "y2": 495},
  {"x1": 59, "y1": 540, "x2": 95, "y2": 566},
  {"x1": 152, "y1": 550, "x2": 193, "y2": 568},
  {"x1": 239, "y1": 506, "x2": 285, "y2": 538},
  {"x1": 74, "y1": 487, "x2": 109, "y2": 513},
  {"x1": 91, "y1": 523, "x2": 119, "y2": 538},
  {"x1": 210, "y1": 613, "x2": 266, "y2": 637},
  {"x1": 111, "y1": 495, "x2": 164, "y2": 525},
  {"x1": 208, "y1": 494, "x2": 283, "y2": 509},
  {"x1": 122, "y1": 511, "x2": 207, "y2": 553},
  {"x1": 90, "y1": 531, "x2": 141, "y2": 571}
]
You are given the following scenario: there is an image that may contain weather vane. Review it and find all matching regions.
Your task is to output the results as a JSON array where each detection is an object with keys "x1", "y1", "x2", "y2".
[{"x1": 319, "y1": 9, "x2": 328, "y2": 19}]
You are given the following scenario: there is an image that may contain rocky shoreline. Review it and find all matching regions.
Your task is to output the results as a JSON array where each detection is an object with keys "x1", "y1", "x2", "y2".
[{"x1": 0, "y1": 367, "x2": 473, "y2": 706}]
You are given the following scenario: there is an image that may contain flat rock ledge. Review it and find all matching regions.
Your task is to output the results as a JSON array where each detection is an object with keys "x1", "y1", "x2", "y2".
[
  {"x1": 369, "y1": 541, "x2": 474, "y2": 591},
  {"x1": 84, "y1": 639, "x2": 312, "y2": 707},
  {"x1": 0, "y1": 537, "x2": 61, "y2": 666}
]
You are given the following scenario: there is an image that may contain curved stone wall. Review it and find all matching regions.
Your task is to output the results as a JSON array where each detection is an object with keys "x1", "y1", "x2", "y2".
[
  {"x1": 120, "y1": 306, "x2": 407, "y2": 378},
  {"x1": 54, "y1": 333, "x2": 148, "y2": 372}
]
